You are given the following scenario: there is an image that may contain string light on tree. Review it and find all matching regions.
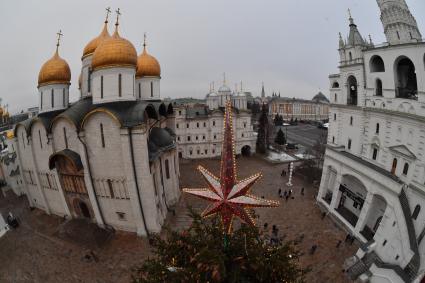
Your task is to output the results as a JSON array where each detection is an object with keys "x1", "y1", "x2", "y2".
[{"x1": 183, "y1": 100, "x2": 279, "y2": 234}]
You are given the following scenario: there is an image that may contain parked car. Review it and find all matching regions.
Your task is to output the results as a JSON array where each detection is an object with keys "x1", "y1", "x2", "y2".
[{"x1": 286, "y1": 143, "x2": 299, "y2": 150}]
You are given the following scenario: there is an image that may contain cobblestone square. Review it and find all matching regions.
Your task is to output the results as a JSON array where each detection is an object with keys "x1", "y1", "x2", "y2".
[{"x1": 0, "y1": 156, "x2": 357, "y2": 283}]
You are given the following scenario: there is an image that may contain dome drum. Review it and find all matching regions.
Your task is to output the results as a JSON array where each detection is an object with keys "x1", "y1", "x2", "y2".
[{"x1": 135, "y1": 77, "x2": 160, "y2": 100}]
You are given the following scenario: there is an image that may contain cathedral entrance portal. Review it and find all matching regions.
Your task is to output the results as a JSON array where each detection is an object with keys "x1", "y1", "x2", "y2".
[{"x1": 49, "y1": 149, "x2": 94, "y2": 220}]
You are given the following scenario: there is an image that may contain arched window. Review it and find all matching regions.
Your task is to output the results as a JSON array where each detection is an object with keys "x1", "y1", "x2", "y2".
[
  {"x1": 403, "y1": 163, "x2": 409, "y2": 175},
  {"x1": 350, "y1": 116, "x2": 353, "y2": 125},
  {"x1": 118, "y1": 74, "x2": 122, "y2": 97},
  {"x1": 395, "y1": 56, "x2": 417, "y2": 100},
  {"x1": 334, "y1": 93, "x2": 337, "y2": 102},
  {"x1": 376, "y1": 123, "x2": 380, "y2": 134},
  {"x1": 332, "y1": 82, "x2": 340, "y2": 88},
  {"x1": 412, "y1": 205, "x2": 421, "y2": 220},
  {"x1": 370, "y1": 55, "x2": 385, "y2": 72},
  {"x1": 349, "y1": 52, "x2": 353, "y2": 61},
  {"x1": 391, "y1": 158, "x2": 398, "y2": 175},
  {"x1": 347, "y1": 76, "x2": 358, "y2": 105},
  {"x1": 376, "y1": 79, "x2": 383, "y2": 96}
]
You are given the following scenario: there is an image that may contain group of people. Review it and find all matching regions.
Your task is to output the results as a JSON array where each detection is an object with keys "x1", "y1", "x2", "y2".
[
  {"x1": 278, "y1": 187, "x2": 305, "y2": 201},
  {"x1": 262, "y1": 223, "x2": 281, "y2": 246}
]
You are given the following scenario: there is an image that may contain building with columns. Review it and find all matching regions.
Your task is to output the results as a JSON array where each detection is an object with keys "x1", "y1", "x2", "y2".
[
  {"x1": 175, "y1": 79, "x2": 256, "y2": 159},
  {"x1": 8, "y1": 11, "x2": 180, "y2": 236},
  {"x1": 317, "y1": 1, "x2": 425, "y2": 282},
  {"x1": 268, "y1": 92, "x2": 330, "y2": 121}
]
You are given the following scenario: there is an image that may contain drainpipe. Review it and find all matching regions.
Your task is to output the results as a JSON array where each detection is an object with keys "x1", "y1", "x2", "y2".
[
  {"x1": 128, "y1": 127, "x2": 149, "y2": 237},
  {"x1": 77, "y1": 134, "x2": 105, "y2": 225}
]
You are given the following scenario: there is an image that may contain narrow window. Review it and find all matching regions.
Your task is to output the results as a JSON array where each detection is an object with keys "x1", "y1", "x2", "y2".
[
  {"x1": 150, "y1": 81, "x2": 153, "y2": 97},
  {"x1": 62, "y1": 88, "x2": 66, "y2": 107},
  {"x1": 203, "y1": 135, "x2": 205, "y2": 140},
  {"x1": 176, "y1": 123, "x2": 179, "y2": 129},
  {"x1": 187, "y1": 123, "x2": 189, "y2": 128},
  {"x1": 332, "y1": 136, "x2": 335, "y2": 143},
  {"x1": 178, "y1": 110, "x2": 181, "y2": 115},
  {"x1": 51, "y1": 89, "x2": 54, "y2": 108},
  {"x1": 197, "y1": 122, "x2": 199, "y2": 128},
  {"x1": 63, "y1": 127, "x2": 68, "y2": 149},
  {"x1": 41, "y1": 91, "x2": 43, "y2": 110},
  {"x1": 100, "y1": 123, "x2": 105, "y2": 148},
  {"x1": 350, "y1": 116, "x2": 353, "y2": 126},
  {"x1": 197, "y1": 149, "x2": 200, "y2": 155},
  {"x1": 391, "y1": 158, "x2": 398, "y2": 175},
  {"x1": 165, "y1": 159, "x2": 170, "y2": 179},
  {"x1": 334, "y1": 113, "x2": 336, "y2": 121},
  {"x1": 376, "y1": 123, "x2": 380, "y2": 134},
  {"x1": 396, "y1": 31, "x2": 400, "y2": 40},
  {"x1": 100, "y1": 75, "x2": 104, "y2": 98},
  {"x1": 348, "y1": 139, "x2": 352, "y2": 150},
  {"x1": 107, "y1": 179, "x2": 114, "y2": 198},
  {"x1": 412, "y1": 205, "x2": 421, "y2": 220},
  {"x1": 38, "y1": 130, "x2": 43, "y2": 149},
  {"x1": 204, "y1": 122, "x2": 206, "y2": 127},
  {"x1": 187, "y1": 136, "x2": 191, "y2": 141},
  {"x1": 88, "y1": 70, "x2": 91, "y2": 92},
  {"x1": 383, "y1": 240, "x2": 387, "y2": 246},
  {"x1": 372, "y1": 148, "x2": 378, "y2": 160},
  {"x1": 334, "y1": 93, "x2": 337, "y2": 102},
  {"x1": 213, "y1": 121, "x2": 216, "y2": 126},
  {"x1": 196, "y1": 136, "x2": 198, "y2": 140},
  {"x1": 118, "y1": 74, "x2": 122, "y2": 97},
  {"x1": 403, "y1": 163, "x2": 409, "y2": 175},
  {"x1": 205, "y1": 149, "x2": 208, "y2": 154},
  {"x1": 138, "y1": 83, "x2": 141, "y2": 99}
]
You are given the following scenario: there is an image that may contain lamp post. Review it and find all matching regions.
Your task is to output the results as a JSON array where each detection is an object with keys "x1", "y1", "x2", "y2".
[{"x1": 286, "y1": 162, "x2": 293, "y2": 187}]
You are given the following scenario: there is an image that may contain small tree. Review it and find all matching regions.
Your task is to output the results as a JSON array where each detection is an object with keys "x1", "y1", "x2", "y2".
[
  {"x1": 256, "y1": 104, "x2": 270, "y2": 154},
  {"x1": 132, "y1": 209, "x2": 306, "y2": 283},
  {"x1": 275, "y1": 129, "x2": 286, "y2": 145}
]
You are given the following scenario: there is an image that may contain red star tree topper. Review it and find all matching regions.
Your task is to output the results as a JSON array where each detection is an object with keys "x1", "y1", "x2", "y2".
[{"x1": 183, "y1": 100, "x2": 279, "y2": 234}]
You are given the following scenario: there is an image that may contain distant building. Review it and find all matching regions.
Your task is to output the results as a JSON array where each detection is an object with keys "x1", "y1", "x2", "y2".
[
  {"x1": 175, "y1": 79, "x2": 256, "y2": 159},
  {"x1": 268, "y1": 92, "x2": 330, "y2": 121},
  {"x1": 317, "y1": 1, "x2": 425, "y2": 282}
]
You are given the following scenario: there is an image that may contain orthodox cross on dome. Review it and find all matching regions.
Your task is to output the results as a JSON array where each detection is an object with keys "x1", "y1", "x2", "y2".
[
  {"x1": 223, "y1": 72, "x2": 227, "y2": 86},
  {"x1": 105, "y1": 7, "x2": 111, "y2": 23},
  {"x1": 55, "y1": 30, "x2": 63, "y2": 53},
  {"x1": 143, "y1": 32, "x2": 147, "y2": 48},
  {"x1": 240, "y1": 81, "x2": 243, "y2": 92},
  {"x1": 348, "y1": 8, "x2": 352, "y2": 19},
  {"x1": 115, "y1": 8, "x2": 121, "y2": 27},
  {"x1": 183, "y1": 101, "x2": 279, "y2": 234}
]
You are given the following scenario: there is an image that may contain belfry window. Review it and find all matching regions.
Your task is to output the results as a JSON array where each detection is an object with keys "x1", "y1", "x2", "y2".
[
  {"x1": 118, "y1": 74, "x2": 122, "y2": 97},
  {"x1": 395, "y1": 56, "x2": 417, "y2": 100},
  {"x1": 51, "y1": 89, "x2": 54, "y2": 108},
  {"x1": 100, "y1": 123, "x2": 105, "y2": 148},
  {"x1": 347, "y1": 76, "x2": 358, "y2": 105}
]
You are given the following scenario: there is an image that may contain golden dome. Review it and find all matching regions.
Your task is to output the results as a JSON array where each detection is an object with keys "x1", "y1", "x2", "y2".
[
  {"x1": 38, "y1": 49, "x2": 71, "y2": 87},
  {"x1": 136, "y1": 46, "x2": 161, "y2": 78},
  {"x1": 82, "y1": 21, "x2": 110, "y2": 59},
  {"x1": 0, "y1": 107, "x2": 4, "y2": 116},
  {"x1": 91, "y1": 27, "x2": 137, "y2": 71}
]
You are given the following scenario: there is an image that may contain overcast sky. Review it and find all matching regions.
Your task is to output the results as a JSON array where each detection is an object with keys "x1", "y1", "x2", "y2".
[{"x1": 0, "y1": 0, "x2": 424, "y2": 114}]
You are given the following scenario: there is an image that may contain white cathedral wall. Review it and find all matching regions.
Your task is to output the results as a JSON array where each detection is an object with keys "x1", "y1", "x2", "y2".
[
  {"x1": 81, "y1": 56, "x2": 92, "y2": 97},
  {"x1": 15, "y1": 126, "x2": 44, "y2": 209},
  {"x1": 135, "y1": 77, "x2": 160, "y2": 100},
  {"x1": 38, "y1": 84, "x2": 69, "y2": 114},
  {"x1": 51, "y1": 118, "x2": 80, "y2": 153},
  {"x1": 2, "y1": 138, "x2": 25, "y2": 196},
  {"x1": 31, "y1": 122, "x2": 66, "y2": 216},
  {"x1": 92, "y1": 67, "x2": 136, "y2": 104},
  {"x1": 83, "y1": 112, "x2": 136, "y2": 232}
]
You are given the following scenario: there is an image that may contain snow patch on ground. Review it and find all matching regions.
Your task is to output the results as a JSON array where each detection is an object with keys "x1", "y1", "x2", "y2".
[
  {"x1": 295, "y1": 153, "x2": 315, "y2": 160},
  {"x1": 266, "y1": 151, "x2": 296, "y2": 163}
]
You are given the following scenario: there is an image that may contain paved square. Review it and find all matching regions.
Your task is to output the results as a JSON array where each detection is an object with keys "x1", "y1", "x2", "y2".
[{"x1": 0, "y1": 156, "x2": 357, "y2": 282}]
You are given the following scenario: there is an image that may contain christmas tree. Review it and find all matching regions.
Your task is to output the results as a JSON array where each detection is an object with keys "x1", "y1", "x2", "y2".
[
  {"x1": 275, "y1": 128, "x2": 286, "y2": 145},
  {"x1": 256, "y1": 103, "x2": 270, "y2": 154}
]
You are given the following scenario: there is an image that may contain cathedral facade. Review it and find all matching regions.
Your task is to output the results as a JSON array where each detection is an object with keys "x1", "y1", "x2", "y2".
[
  {"x1": 317, "y1": 1, "x2": 425, "y2": 282},
  {"x1": 10, "y1": 11, "x2": 180, "y2": 236},
  {"x1": 174, "y1": 80, "x2": 256, "y2": 159}
]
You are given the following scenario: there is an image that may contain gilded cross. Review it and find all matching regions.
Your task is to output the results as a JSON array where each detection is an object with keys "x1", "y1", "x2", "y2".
[
  {"x1": 105, "y1": 7, "x2": 111, "y2": 22},
  {"x1": 115, "y1": 8, "x2": 121, "y2": 26},
  {"x1": 348, "y1": 8, "x2": 352, "y2": 19},
  {"x1": 56, "y1": 30, "x2": 63, "y2": 47},
  {"x1": 143, "y1": 32, "x2": 147, "y2": 48}
]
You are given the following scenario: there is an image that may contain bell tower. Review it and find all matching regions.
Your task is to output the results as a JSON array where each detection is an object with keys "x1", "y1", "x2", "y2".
[{"x1": 376, "y1": 0, "x2": 422, "y2": 45}]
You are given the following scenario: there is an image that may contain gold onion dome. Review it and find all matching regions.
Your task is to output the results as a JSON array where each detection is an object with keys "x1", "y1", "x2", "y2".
[
  {"x1": 91, "y1": 26, "x2": 137, "y2": 71},
  {"x1": 38, "y1": 48, "x2": 71, "y2": 87},
  {"x1": 136, "y1": 45, "x2": 161, "y2": 78},
  {"x1": 82, "y1": 21, "x2": 110, "y2": 59}
]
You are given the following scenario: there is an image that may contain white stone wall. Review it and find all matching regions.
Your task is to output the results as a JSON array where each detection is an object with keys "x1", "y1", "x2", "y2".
[
  {"x1": 38, "y1": 84, "x2": 69, "y2": 114},
  {"x1": 80, "y1": 56, "x2": 92, "y2": 98},
  {"x1": 135, "y1": 77, "x2": 160, "y2": 100},
  {"x1": 92, "y1": 67, "x2": 136, "y2": 104}
]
